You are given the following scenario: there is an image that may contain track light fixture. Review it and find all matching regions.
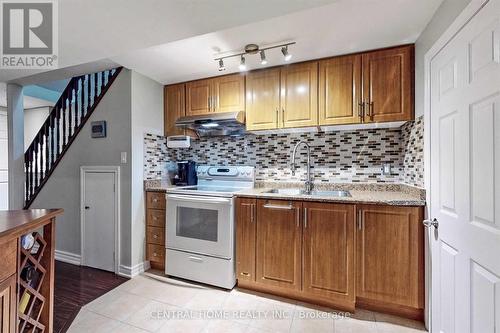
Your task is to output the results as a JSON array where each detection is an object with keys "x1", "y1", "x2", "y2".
[
  {"x1": 214, "y1": 41, "x2": 295, "y2": 71},
  {"x1": 238, "y1": 56, "x2": 246, "y2": 71},
  {"x1": 281, "y1": 46, "x2": 292, "y2": 61},
  {"x1": 218, "y1": 58, "x2": 225, "y2": 71},
  {"x1": 260, "y1": 50, "x2": 267, "y2": 65}
]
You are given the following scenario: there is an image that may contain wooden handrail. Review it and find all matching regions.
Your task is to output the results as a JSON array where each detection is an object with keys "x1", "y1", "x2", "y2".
[{"x1": 24, "y1": 67, "x2": 123, "y2": 208}]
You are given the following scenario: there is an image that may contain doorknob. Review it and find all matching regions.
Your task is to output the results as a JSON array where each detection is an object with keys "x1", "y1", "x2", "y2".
[
  {"x1": 85, "y1": 206, "x2": 90, "y2": 210},
  {"x1": 423, "y1": 218, "x2": 438, "y2": 228}
]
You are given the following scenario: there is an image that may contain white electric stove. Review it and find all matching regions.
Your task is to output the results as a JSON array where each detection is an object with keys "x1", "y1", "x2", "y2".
[{"x1": 165, "y1": 165, "x2": 254, "y2": 289}]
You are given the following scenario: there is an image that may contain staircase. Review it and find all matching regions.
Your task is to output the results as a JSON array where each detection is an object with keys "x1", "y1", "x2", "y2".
[{"x1": 24, "y1": 67, "x2": 123, "y2": 208}]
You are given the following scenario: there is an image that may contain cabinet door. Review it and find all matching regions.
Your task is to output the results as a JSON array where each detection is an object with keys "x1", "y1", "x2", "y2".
[
  {"x1": 356, "y1": 205, "x2": 424, "y2": 309},
  {"x1": 280, "y1": 62, "x2": 318, "y2": 128},
  {"x1": 362, "y1": 45, "x2": 414, "y2": 122},
  {"x1": 236, "y1": 198, "x2": 256, "y2": 282},
  {"x1": 0, "y1": 274, "x2": 16, "y2": 333},
  {"x1": 164, "y1": 84, "x2": 185, "y2": 136},
  {"x1": 303, "y1": 202, "x2": 355, "y2": 305},
  {"x1": 245, "y1": 69, "x2": 281, "y2": 131},
  {"x1": 186, "y1": 79, "x2": 212, "y2": 115},
  {"x1": 256, "y1": 199, "x2": 302, "y2": 291},
  {"x1": 213, "y1": 74, "x2": 245, "y2": 113},
  {"x1": 319, "y1": 55, "x2": 362, "y2": 125}
]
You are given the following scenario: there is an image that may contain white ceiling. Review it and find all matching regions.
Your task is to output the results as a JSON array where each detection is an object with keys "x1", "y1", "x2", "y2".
[
  {"x1": 112, "y1": 0, "x2": 443, "y2": 84},
  {"x1": 0, "y1": 0, "x2": 337, "y2": 83},
  {"x1": 0, "y1": 83, "x2": 54, "y2": 109}
]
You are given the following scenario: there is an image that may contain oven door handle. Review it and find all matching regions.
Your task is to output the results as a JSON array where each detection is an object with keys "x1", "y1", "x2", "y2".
[{"x1": 167, "y1": 194, "x2": 232, "y2": 204}]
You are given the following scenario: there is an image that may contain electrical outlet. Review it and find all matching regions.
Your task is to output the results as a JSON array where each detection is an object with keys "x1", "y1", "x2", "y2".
[
  {"x1": 121, "y1": 152, "x2": 127, "y2": 163},
  {"x1": 382, "y1": 163, "x2": 392, "y2": 175}
]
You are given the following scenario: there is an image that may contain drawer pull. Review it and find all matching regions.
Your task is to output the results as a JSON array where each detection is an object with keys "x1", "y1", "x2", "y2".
[
  {"x1": 240, "y1": 272, "x2": 250, "y2": 276},
  {"x1": 153, "y1": 252, "x2": 158, "y2": 257},
  {"x1": 153, "y1": 199, "x2": 158, "y2": 203},
  {"x1": 263, "y1": 203, "x2": 293, "y2": 210},
  {"x1": 188, "y1": 256, "x2": 204, "y2": 263},
  {"x1": 153, "y1": 234, "x2": 158, "y2": 239}
]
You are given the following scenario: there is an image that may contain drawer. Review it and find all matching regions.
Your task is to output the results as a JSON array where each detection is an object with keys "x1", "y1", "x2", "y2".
[
  {"x1": 0, "y1": 239, "x2": 17, "y2": 282},
  {"x1": 147, "y1": 209, "x2": 165, "y2": 227},
  {"x1": 147, "y1": 192, "x2": 166, "y2": 210},
  {"x1": 147, "y1": 226, "x2": 165, "y2": 245},
  {"x1": 147, "y1": 244, "x2": 165, "y2": 263}
]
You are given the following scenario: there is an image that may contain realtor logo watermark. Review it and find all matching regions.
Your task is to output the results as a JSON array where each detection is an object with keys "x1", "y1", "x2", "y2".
[{"x1": 0, "y1": 0, "x2": 58, "y2": 68}]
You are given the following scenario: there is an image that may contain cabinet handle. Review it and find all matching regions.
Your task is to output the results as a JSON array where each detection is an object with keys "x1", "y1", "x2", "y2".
[
  {"x1": 296, "y1": 207, "x2": 300, "y2": 227},
  {"x1": 282, "y1": 108, "x2": 285, "y2": 127},
  {"x1": 357, "y1": 210, "x2": 363, "y2": 230},
  {"x1": 251, "y1": 204, "x2": 256, "y2": 223},
  {"x1": 276, "y1": 108, "x2": 279, "y2": 127},
  {"x1": 366, "y1": 101, "x2": 373, "y2": 119},
  {"x1": 153, "y1": 252, "x2": 158, "y2": 257},
  {"x1": 153, "y1": 234, "x2": 158, "y2": 239},
  {"x1": 208, "y1": 97, "x2": 211, "y2": 110},
  {"x1": 304, "y1": 208, "x2": 308, "y2": 229},
  {"x1": 240, "y1": 272, "x2": 250, "y2": 276},
  {"x1": 358, "y1": 102, "x2": 365, "y2": 121},
  {"x1": 263, "y1": 203, "x2": 293, "y2": 210}
]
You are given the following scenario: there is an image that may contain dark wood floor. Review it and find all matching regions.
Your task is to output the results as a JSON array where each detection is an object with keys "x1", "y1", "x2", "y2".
[{"x1": 54, "y1": 261, "x2": 128, "y2": 333}]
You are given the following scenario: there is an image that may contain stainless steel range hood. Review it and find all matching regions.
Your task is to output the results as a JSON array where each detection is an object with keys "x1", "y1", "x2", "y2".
[{"x1": 175, "y1": 111, "x2": 246, "y2": 137}]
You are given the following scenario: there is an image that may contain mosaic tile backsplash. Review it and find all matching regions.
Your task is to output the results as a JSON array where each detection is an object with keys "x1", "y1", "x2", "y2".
[{"x1": 144, "y1": 116, "x2": 425, "y2": 187}]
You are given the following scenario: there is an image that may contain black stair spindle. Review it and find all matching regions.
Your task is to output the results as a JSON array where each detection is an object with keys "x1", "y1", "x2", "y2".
[
  {"x1": 62, "y1": 91, "x2": 67, "y2": 147},
  {"x1": 34, "y1": 138, "x2": 38, "y2": 189},
  {"x1": 25, "y1": 152, "x2": 29, "y2": 202},
  {"x1": 86, "y1": 74, "x2": 90, "y2": 115}
]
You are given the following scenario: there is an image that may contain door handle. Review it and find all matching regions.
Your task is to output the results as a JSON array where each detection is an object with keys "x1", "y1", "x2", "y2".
[
  {"x1": 423, "y1": 218, "x2": 439, "y2": 229},
  {"x1": 85, "y1": 206, "x2": 90, "y2": 210}
]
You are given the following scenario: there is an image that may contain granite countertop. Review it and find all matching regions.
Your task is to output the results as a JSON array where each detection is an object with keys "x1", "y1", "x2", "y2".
[{"x1": 145, "y1": 180, "x2": 425, "y2": 206}]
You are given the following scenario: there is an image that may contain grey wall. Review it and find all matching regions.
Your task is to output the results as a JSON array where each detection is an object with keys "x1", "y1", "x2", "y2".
[
  {"x1": 24, "y1": 107, "x2": 50, "y2": 149},
  {"x1": 130, "y1": 71, "x2": 163, "y2": 267},
  {"x1": 31, "y1": 69, "x2": 133, "y2": 267},
  {"x1": 415, "y1": 0, "x2": 471, "y2": 116}
]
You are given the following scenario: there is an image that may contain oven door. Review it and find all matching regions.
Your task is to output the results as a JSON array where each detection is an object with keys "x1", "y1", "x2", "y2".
[{"x1": 166, "y1": 194, "x2": 233, "y2": 259}]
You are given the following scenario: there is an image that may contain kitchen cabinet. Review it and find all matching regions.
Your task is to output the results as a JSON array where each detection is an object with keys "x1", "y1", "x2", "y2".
[
  {"x1": 280, "y1": 62, "x2": 318, "y2": 128},
  {"x1": 146, "y1": 191, "x2": 166, "y2": 270},
  {"x1": 245, "y1": 69, "x2": 281, "y2": 131},
  {"x1": 0, "y1": 274, "x2": 16, "y2": 333},
  {"x1": 246, "y1": 62, "x2": 318, "y2": 130},
  {"x1": 302, "y1": 202, "x2": 355, "y2": 307},
  {"x1": 356, "y1": 204, "x2": 424, "y2": 319},
  {"x1": 186, "y1": 74, "x2": 245, "y2": 116},
  {"x1": 361, "y1": 45, "x2": 414, "y2": 123},
  {"x1": 235, "y1": 198, "x2": 257, "y2": 282},
  {"x1": 164, "y1": 84, "x2": 185, "y2": 136},
  {"x1": 318, "y1": 54, "x2": 362, "y2": 125},
  {"x1": 256, "y1": 199, "x2": 302, "y2": 291},
  {"x1": 235, "y1": 197, "x2": 424, "y2": 318}
]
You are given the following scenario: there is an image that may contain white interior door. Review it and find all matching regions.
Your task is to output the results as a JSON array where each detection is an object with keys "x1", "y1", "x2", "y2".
[
  {"x1": 83, "y1": 171, "x2": 116, "y2": 272},
  {"x1": 0, "y1": 111, "x2": 8, "y2": 210},
  {"x1": 430, "y1": 0, "x2": 500, "y2": 332}
]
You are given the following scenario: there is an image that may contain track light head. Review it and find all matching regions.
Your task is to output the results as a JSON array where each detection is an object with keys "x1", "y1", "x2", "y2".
[
  {"x1": 260, "y1": 50, "x2": 267, "y2": 65},
  {"x1": 218, "y1": 59, "x2": 225, "y2": 71},
  {"x1": 238, "y1": 55, "x2": 247, "y2": 71},
  {"x1": 282, "y1": 46, "x2": 292, "y2": 61}
]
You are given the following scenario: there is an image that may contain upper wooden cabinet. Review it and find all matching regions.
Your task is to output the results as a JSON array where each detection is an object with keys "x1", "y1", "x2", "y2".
[
  {"x1": 256, "y1": 199, "x2": 302, "y2": 291},
  {"x1": 319, "y1": 54, "x2": 362, "y2": 125},
  {"x1": 213, "y1": 74, "x2": 245, "y2": 113},
  {"x1": 302, "y1": 202, "x2": 355, "y2": 308},
  {"x1": 186, "y1": 79, "x2": 212, "y2": 115},
  {"x1": 164, "y1": 84, "x2": 185, "y2": 137},
  {"x1": 362, "y1": 45, "x2": 414, "y2": 122},
  {"x1": 280, "y1": 62, "x2": 318, "y2": 128},
  {"x1": 186, "y1": 74, "x2": 245, "y2": 116},
  {"x1": 356, "y1": 204, "x2": 424, "y2": 317},
  {"x1": 246, "y1": 63, "x2": 318, "y2": 130},
  {"x1": 245, "y1": 69, "x2": 281, "y2": 131}
]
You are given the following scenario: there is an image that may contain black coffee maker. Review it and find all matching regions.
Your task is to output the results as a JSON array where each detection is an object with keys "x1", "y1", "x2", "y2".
[{"x1": 173, "y1": 161, "x2": 197, "y2": 186}]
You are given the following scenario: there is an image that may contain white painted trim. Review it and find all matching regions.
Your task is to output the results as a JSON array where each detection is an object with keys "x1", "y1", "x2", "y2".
[
  {"x1": 118, "y1": 261, "x2": 150, "y2": 278},
  {"x1": 423, "y1": 0, "x2": 489, "y2": 330},
  {"x1": 55, "y1": 249, "x2": 81, "y2": 265},
  {"x1": 80, "y1": 166, "x2": 121, "y2": 275}
]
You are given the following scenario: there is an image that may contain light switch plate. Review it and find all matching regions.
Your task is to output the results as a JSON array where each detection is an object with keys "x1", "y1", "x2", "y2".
[{"x1": 121, "y1": 152, "x2": 127, "y2": 163}]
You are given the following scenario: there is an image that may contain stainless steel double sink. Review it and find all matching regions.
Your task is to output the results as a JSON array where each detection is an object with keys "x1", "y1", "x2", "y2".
[{"x1": 264, "y1": 188, "x2": 351, "y2": 197}]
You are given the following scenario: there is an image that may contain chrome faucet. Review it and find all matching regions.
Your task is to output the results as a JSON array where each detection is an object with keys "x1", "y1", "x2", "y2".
[{"x1": 291, "y1": 140, "x2": 313, "y2": 194}]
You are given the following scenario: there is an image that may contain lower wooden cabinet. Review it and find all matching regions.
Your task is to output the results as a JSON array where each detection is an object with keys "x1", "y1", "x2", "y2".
[
  {"x1": 302, "y1": 202, "x2": 355, "y2": 307},
  {"x1": 255, "y1": 200, "x2": 302, "y2": 291},
  {"x1": 146, "y1": 191, "x2": 166, "y2": 270},
  {"x1": 356, "y1": 205, "x2": 424, "y2": 319},
  {"x1": 235, "y1": 197, "x2": 424, "y2": 318},
  {"x1": 0, "y1": 274, "x2": 16, "y2": 333}
]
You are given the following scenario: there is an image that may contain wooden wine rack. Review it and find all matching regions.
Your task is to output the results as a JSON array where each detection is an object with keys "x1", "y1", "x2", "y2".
[{"x1": 18, "y1": 233, "x2": 48, "y2": 332}]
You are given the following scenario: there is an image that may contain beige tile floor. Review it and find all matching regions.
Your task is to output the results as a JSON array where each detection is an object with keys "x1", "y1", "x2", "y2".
[{"x1": 67, "y1": 274, "x2": 427, "y2": 333}]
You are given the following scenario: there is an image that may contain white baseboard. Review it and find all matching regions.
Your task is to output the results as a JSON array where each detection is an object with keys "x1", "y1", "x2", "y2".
[
  {"x1": 55, "y1": 250, "x2": 82, "y2": 265},
  {"x1": 118, "y1": 261, "x2": 150, "y2": 278}
]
